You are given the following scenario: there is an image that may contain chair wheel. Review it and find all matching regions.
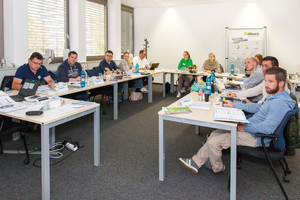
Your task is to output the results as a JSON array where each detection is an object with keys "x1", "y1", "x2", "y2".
[
  {"x1": 23, "y1": 158, "x2": 30, "y2": 165},
  {"x1": 283, "y1": 176, "x2": 290, "y2": 183},
  {"x1": 287, "y1": 168, "x2": 292, "y2": 174}
]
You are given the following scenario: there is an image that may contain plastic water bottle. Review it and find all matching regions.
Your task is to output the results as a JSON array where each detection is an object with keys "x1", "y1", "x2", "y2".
[
  {"x1": 136, "y1": 63, "x2": 139, "y2": 73},
  {"x1": 211, "y1": 70, "x2": 215, "y2": 84},
  {"x1": 80, "y1": 70, "x2": 85, "y2": 87},
  {"x1": 231, "y1": 64, "x2": 234, "y2": 75},
  {"x1": 206, "y1": 75, "x2": 211, "y2": 96}
]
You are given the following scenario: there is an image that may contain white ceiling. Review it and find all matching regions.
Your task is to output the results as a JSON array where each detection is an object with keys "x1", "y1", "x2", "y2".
[{"x1": 121, "y1": 0, "x2": 256, "y2": 8}]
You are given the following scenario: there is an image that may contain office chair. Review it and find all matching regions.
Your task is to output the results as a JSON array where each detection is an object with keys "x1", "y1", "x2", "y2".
[
  {"x1": 0, "y1": 116, "x2": 30, "y2": 164},
  {"x1": 85, "y1": 69, "x2": 113, "y2": 115},
  {"x1": 229, "y1": 105, "x2": 299, "y2": 200},
  {"x1": 48, "y1": 70, "x2": 57, "y2": 81},
  {"x1": 1, "y1": 75, "x2": 14, "y2": 91},
  {"x1": 219, "y1": 64, "x2": 224, "y2": 73}
]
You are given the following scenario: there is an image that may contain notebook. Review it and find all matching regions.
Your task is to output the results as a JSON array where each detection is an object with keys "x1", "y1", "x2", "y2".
[
  {"x1": 10, "y1": 79, "x2": 42, "y2": 102},
  {"x1": 150, "y1": 63, "x2": 160, "y2": 70}
]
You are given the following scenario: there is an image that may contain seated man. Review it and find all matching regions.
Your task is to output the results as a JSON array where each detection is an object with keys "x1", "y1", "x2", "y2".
[
  {"x1": 229, "y1": 57, "x2": 264, "y2": 93},
  {"x1": 12, "y1": 52, "x2": 54, "y2": 90},
  {"x1": 227, "y1": 56, "x2": 289, "y2": 103},
  {"x1": 179, "y1": 67, "x2": 295, "y2": 174},
  {"x1": 99, "y1": 50, "x2": 125, "y2": 101},
  {"x1": 132, "y1": 49, "x2": 153, "y2": 89},
  {"x1": 56, "y1": 51, "x2": 89, "y2": 101}
]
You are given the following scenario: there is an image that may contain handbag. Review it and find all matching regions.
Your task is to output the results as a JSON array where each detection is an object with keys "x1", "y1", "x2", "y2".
[{"x1": 129, "y1": 92, "x2": 143, "y2": 101}]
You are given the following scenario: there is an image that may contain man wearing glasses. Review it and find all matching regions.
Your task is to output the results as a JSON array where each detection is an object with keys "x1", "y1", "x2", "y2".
[
  {"x1": 99, "y1": 50, "x2": 125, "y2": 94},
  {"x1": 12, "y1": 52, "x2": 54, "y2": 90}
]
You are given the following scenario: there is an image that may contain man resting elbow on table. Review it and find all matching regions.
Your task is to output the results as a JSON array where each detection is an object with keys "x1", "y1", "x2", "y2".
[
  {"x1": 179, "y1": 67, "x2": 295, "y2": 174},
  {"x1": 12, "y1": 52, "x2": 54, "y2": 90},
  {"x1": 55, "y1": 51, "x2": 89, "y2": 101}
]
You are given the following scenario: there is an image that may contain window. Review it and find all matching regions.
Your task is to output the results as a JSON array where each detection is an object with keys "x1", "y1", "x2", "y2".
[
  {"x1": 121, "y1": 5, "x2": 134, "y2": 56},
  {"x1": 86, "y1": 0, "x2": 107, "y2": 61},
  {"x1": 28, "y1": 0, "x2": 67, "y2": 61}
]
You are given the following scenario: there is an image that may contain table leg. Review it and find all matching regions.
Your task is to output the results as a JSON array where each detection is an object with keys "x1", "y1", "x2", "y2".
[
  {"x1": 230, "y1": 126, "x2": 237, "y2": 200},
  {"x1": 170, "y1": 73, "x2": 174, "y2": 93},
  {"x1": 124, "y1": 82, "x2": 128, "y2": 100},
  {"x1": 94, "y1": 106, "x2": 100, "y2": 166},
  {"x1": 163, "y1": 72, "x2": 166, "y2": 98},
  {"x1": 113, "y1": 83, "x2": 118, "y2": 120},
  {"x1": 159, "y1": 115, "x2": 165, "y2": 181},
  {"x1": 148, "y1": 75, "x2": 152, "y2": 103},
  {"x1": 49, "y1": 127, "x2": 55, "y2": 147},
  {"x1": 41, "y1": 124, "x2": 50, "y2": 200},
  {"x1": 291, "y1": 83, "x2": 296, "y2": 95},
  {"x1": 195, "y1": 126, "x2": 199, "y2": 135}
]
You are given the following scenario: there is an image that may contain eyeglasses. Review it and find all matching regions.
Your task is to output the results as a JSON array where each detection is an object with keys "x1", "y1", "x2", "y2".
[
  {"x1": 105, "y1": 55, "x2": 113, "y2": 57},
  {"x1": 31, "y1": 60, "x2": 42, "y2": 66}
]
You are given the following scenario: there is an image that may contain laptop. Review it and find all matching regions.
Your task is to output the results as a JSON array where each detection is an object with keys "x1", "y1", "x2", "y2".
[
  {"x1": 150, "y1": 63, "x2": 160, "y2": 70},
  {"x1": 10, "y1": 79, "x2": 42, "y2": 102}
]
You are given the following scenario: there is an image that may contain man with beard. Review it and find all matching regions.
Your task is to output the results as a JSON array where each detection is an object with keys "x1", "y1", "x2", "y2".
[{"x1": 179, "y1": 67, "x2": 295, "y2": 174}]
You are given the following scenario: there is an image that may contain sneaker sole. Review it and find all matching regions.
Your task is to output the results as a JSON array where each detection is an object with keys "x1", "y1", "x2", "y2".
[{"x1": 179, "y1": 158, "x2": 198, "y2": 174}]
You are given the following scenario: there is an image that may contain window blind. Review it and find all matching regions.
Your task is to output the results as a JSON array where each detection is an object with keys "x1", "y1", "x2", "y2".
[
  {"x1": 86, "y1": 0, "x2": 106, "y2": 57},
  {"x1": 28, "y1": 0, "x2": 66, "y2": 58},
  {"x1": 121, "y1": 10, "x2": 133, "y2": 55}
]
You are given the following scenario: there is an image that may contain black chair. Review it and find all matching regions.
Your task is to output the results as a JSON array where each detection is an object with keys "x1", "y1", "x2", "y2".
[
  {"x1": 86, "y1": 69, "x2": 113, "y2": 115},
  {"x1": 1, "y1": 75, "x2": 14, "y2": 91},
  {"x1": 231, "y1": 105, "x2": 299, "y2": 200},
  {"x1": 48, "y1": 70, "x2": 57, "y2": 81},
  {"x1": 219, "y1": 64, "x2": 224, "y2": 73},
  {"x1": 0, "y1": 116, "x2": 30, "y2": 164}
]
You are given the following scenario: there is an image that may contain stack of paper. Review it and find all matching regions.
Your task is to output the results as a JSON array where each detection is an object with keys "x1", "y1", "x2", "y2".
[
  {"x1": 213, "y1": 109, "x2": 249, "y2": 123},
  {"x1": 191, "y1": 101, "x2": 210, "y2": 110},
  {"x1": 162, "y1": 107, "x2": 192, "y2": 115}
]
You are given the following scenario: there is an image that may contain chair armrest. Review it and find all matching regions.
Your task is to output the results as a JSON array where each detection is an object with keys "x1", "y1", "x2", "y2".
[{"x1": 254, "y1": 132, "x2": 279, "y2": 138}]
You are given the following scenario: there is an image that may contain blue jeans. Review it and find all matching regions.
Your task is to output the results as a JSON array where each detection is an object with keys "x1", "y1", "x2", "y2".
[
  {"x1": 118, "y1": 83, "x2": 126, "y2": 93},
  {"x1": 133, "y1": 79, "x2": 144, "y2": 90}
]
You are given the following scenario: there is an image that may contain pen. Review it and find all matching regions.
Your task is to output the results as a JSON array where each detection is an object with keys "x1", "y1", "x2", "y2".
[{"x1": 222, "y1": 97, "x2": 225, "y2": 106}]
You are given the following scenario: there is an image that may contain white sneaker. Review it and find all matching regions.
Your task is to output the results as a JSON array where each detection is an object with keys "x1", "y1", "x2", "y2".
[
  {"x1": 176, "y1": 92, "x2": 181, "y2": 98},
  {"x1": 140, "y1": 87, "x2": 148, "y2": 93},
  {"x1": 181, "y1": 89, "x2": 186, "y2": 93}
]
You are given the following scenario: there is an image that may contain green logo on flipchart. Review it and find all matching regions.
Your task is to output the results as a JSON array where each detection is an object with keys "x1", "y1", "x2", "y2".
[{"x1": 244, "y1": 32, "x2": 259, "y2": 36}]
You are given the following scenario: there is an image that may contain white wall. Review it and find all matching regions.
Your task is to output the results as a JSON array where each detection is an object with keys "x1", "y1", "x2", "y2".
[{"x1": 134, "y1": 0, "x2": 300, "y2": 75}]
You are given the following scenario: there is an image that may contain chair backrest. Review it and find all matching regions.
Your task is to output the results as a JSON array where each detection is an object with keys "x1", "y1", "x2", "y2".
[
  {"x1": 219, "y1": 64, "x2": 224, "y2": 73},
  {"x1": 1, "y1": 76, "x2": 14, "y2": 91},
  {"x1": 48, "y1": 70, "x2": 57, "y2": 81},
  {"x1": 86, "y1": 69, "x2": 101, "y2": 77},
  {"x1": 273, "y1": 105, "x2": 299, "y2": 151}
]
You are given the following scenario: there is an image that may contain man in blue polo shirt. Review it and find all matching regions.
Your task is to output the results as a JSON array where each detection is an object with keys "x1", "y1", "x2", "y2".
[
  {"x1": 12, "y1": 52, "x2": 54, "y2": 90},
  {"x1": 99, "y1": 50, "x2": 125, "y2": 101}
]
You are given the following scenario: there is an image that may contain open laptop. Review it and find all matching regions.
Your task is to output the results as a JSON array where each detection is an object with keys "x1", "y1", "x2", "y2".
[
  {"x1": 10, "y1": 79, "x2": 42, "y2": 102},
  {"x1": 150, "y1": 63, "x2": 160, "y2": 70}
]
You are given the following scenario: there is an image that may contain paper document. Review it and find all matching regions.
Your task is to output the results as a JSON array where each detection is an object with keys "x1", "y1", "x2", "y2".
[
  {"x1": 214, "y1": 109, "x2": 249, "y2": 123},
  {"x1": 179, "y1": 97, "x2": 194, "y2": 107},
  {"x1": 191, "y1": 101, "x2": 210, "y2": 110},
  {"x1": 162, "y1": 107, "x2": 192, "y2": 115}
]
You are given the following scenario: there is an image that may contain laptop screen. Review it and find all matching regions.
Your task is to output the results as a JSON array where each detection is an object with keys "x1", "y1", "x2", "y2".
[{"x1": 18, "y1": 79, "x2": 42, "y2": 97}]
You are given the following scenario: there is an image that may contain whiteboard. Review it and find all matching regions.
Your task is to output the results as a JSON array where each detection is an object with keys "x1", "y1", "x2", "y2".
[{"x1": 225, "y1": 27, "x2": 267, "y2": 73}]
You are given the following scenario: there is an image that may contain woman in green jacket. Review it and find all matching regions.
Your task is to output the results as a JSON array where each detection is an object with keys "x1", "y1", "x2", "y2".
[{"x1": 177, "y1": 51, "x2": 193, "y2": 98}]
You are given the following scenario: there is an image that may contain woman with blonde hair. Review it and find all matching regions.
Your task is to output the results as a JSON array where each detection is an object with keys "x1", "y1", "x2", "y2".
[
  {"x1": 119, "y1": 52, "x2": 147, "y2": 93},
  {"x1": 202, "y1": 53, "x2": 221, "y2": 73}
]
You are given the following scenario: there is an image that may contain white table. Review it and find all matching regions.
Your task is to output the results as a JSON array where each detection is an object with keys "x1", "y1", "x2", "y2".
[
  {"x1": 287, "y1": 78, "x2": 300, "y2": 95},
  {"x1": 0, "y1": 99, "x2": 100, "y2": 200},
  {"x1": 158, "y1": 92, "x2": 238, "y2": 200},
  {"x1": 162, "y1": 69, "x2": 244, "y2": 97},
  {"x1": 7, "y1": 70, "x2": 162, "y2": 120}
]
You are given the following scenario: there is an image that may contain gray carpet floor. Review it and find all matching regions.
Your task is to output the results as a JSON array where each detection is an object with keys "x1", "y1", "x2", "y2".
[{"x1": 1, "y1": 84, "x2": 300, "y2": 200}]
